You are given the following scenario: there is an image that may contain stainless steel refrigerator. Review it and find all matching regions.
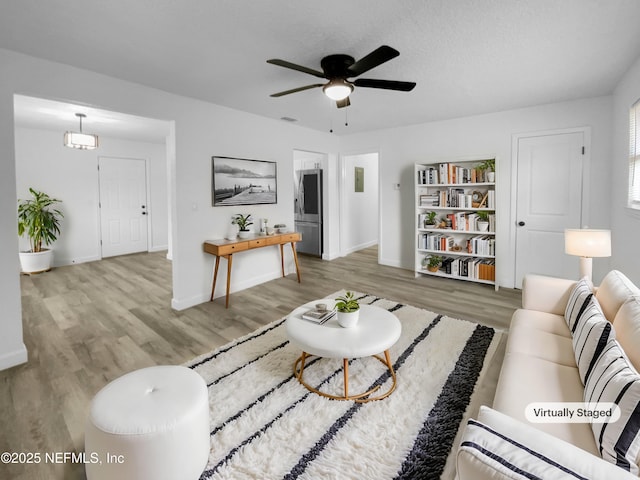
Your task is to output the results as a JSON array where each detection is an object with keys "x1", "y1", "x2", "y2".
[{"x1": 294, "y1": 169, "x2": 323, "y2": 256}]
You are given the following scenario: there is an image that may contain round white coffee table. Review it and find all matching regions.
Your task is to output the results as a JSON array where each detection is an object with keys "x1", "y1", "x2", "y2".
[{"x1": 286, "y1": 299, "x2": 402, "y2": 402}]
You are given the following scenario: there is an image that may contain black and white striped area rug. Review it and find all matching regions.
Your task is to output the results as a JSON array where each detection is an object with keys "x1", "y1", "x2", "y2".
[{"x1": 188, "y1": 292, "x2": 502, "y2": 480}]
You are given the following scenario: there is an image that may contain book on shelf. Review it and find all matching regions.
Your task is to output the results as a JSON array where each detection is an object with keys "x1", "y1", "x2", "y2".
[
  {"x1": 431, "y1": 256, "x2": 495, "y2": 282},
  {"x1": 301, "y1": 308, "x2": 336, "y2": 324}
]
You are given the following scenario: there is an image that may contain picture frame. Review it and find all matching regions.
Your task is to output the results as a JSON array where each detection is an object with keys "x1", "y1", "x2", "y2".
[{"x1": 212, "y1": 156, "x2": 277, "y2": 206}]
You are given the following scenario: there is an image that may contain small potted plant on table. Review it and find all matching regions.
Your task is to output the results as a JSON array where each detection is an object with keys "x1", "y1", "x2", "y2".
[
  {"x1": 232, "y1": 214, "x2": 253, "y2": 239},
  {"x1": 334, "y1": 291, "x2": 360, "y2": 328},
  {"x1": 17, "y1": 187, "x2": 63, "y2": 273}
]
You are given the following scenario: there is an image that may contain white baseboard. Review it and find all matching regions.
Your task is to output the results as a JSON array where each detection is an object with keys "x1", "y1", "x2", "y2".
[
  {"x1": 379, "y1": 257, "x2": 404, "y2": 268},
  {"x1": 0, "y1": 344, "x2": 28, "y2": 371},
  {"x1": 343, "y1": 240, "x2": 378, "y2": 256},
  {"x1": 149, "y1": 245, "x2": 169, "y2": 253},
  {"x1": 171, "y1": 267, "x2": 296, "y2": 311},
  {"x1": 54, "y1": 255, "x2": 101, "y2": 267}
]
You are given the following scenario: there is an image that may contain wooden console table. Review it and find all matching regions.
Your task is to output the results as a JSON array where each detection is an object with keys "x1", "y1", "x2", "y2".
[{"x1": 203, "y1": 232, "x2": 302, "y2": 308}]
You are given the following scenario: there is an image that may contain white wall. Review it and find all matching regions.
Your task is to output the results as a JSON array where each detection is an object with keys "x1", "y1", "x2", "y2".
[
  {"x1": 340, "y1": 96, "x2": 613, "y2": 287},
  {"x1": 15, "y1": 127, "x2": 169, "y2": 265},
  {"x1": 0, "y1": 49, "x2": 338, "y2": 374},
  {"x1": 611, "y1": 56, "x2": 640, "y2": 285},
  {"x1": 341, "y1": 153, "x2": 379, "y2": 254}
]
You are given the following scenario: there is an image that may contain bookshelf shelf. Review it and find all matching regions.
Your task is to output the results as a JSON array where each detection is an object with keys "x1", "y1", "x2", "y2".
[{"x1": 415, "y1": 157, "x2": 498, "y2": 290}]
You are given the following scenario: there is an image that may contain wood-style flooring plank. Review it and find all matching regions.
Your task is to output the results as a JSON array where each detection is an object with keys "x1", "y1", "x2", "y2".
[{"x1": 0, "y1": 246, "x2": 520, "y2": 480}]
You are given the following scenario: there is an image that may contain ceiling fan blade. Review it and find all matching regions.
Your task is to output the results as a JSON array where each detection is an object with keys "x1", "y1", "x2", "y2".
[
  {"x1": 267, "y1": 59, "x2": 326, "y2": 78},
  {"x1": 354, "y1": 78, "x2": 416, "y2": 91},
  {"x1": 336, "y1": 97, "x2": 351, "y2": 109},
  {"x1": 270, "y1": 84, "x2": 324, "y2": 97},
  {"x1": 347, "y1": 45, "x2": 399, "y2": 77}
]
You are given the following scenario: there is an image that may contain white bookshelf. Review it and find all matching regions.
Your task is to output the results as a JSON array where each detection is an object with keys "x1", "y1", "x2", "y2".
[{"x1": 415, "y1": 156, "x2": 498, "y2": 290}]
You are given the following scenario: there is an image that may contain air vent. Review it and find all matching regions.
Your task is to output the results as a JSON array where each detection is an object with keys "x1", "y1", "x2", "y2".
[{"x1": 280, "y1": 116, "x2": 298, "y2": 122}]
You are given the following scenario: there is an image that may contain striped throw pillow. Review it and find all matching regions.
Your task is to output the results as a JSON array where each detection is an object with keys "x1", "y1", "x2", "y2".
[
  {"x1": 458, "y1": 407, "x2": 638, "y2": 479},
  {"x1": 584, "y1": 340, "x2": 640, "y2": 474},
  {"x1": 572, "y1": 298, "x2": 615, "y2": 385},
  {"x1": 565, "y1": 277, "x2": 595, "y2": 331}
]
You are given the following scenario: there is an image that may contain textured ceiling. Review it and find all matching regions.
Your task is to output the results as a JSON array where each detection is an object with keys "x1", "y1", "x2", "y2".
[{"x1": 3, "y1": 0, "x2": 640, "y2": 136}]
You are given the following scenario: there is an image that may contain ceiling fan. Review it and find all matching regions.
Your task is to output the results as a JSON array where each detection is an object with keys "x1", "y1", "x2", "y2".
[{"x1": 267, "y1": 45, "x2": 416, "y2": 108}]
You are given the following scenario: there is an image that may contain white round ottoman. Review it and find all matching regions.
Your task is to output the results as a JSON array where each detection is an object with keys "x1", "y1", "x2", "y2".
[{"x1": 85, "y1": 365, "x2": 210, "y2": 480}]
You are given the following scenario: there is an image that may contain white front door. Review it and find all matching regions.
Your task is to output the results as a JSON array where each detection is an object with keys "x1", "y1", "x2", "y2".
[
  {"x1": 514, "y1": 131, "x2": 585, "y2": 287},
  {"x1": 99, "y1": 157, "x2": 148, "y2": 258}
]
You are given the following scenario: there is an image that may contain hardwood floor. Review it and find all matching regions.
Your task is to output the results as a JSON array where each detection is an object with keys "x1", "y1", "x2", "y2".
[{"x1": 0, "y1": 246, "x2": 521, "y2": 480}]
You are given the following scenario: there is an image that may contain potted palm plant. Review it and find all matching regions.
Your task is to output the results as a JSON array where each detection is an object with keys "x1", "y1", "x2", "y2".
[
  {"x1": 17, "y1": 188, "x2": 63, "y2": 273},
  {"x1": 334, "y1": 291, "x2": 360, "y2": 328}
]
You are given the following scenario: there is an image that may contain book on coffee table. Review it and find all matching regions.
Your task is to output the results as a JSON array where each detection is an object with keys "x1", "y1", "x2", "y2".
[{"x1": 301, "y1": 309, "x2": 336, "y2": 324}]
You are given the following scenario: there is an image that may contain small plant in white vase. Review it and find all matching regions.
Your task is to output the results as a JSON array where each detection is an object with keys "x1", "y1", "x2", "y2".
[
  {"x1": 476, "y1": 211, "x2": 490, "y2": 232},
  {"x1": 334, "y1": 291, "x2": 360, "y2": 328},
  {"x1": 232, "y1": 213, "x2": 253, "y2": 238}
]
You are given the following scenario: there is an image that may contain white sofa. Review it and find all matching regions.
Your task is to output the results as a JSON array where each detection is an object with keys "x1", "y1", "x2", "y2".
[{"x1": 457, "y1": 270, "x2": 640, "y2": 479}]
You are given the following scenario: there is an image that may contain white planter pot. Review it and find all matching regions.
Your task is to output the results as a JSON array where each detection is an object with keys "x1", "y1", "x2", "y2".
[
  {"x1": 238, "y1": 231, "x2": 251, "y2": 239},
  {"x1": 486, "y1": 171, "x2": 495, "y2": 182},
  {"x1": 19, "y1": 249, "x2": 53, "y2": 273},
  {"x1": 477, "y1": 221, "x2": 489, "y2": 232},
  {"x1": 337, "y1": 309, "x2": 360, "y2": 328}
]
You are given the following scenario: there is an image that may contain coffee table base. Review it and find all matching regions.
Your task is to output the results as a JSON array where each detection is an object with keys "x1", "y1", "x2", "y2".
[{"x1": 293, "y1": 350, "x2": 397, "y2": 403}]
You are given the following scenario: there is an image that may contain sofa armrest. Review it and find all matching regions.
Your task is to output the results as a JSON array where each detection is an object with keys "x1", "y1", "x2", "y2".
[
  {"x1": 521, "y1": 274, "x2": 576, "y2": 315},
  {"x1": 456, "y1": 406, "x2": 636, "y2": 480}
]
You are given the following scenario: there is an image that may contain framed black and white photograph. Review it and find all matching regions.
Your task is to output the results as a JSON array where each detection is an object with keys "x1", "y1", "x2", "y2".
[{"x1": 212, "y1": 156, "x2": 277, "y2": 206}]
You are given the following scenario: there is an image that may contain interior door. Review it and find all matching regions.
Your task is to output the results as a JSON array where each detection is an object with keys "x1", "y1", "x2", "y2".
[
  {"x1": 514, "y1": 131, "x2": 585, "y2": 287},
  {"x1": 99, "y1": 157, "x2": 148, "y2": 258}
]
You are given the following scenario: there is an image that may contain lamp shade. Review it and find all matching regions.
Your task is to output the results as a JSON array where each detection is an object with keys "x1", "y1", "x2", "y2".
[{"x1": 564, "y1": 229, "x2": 611, "y2": 257}]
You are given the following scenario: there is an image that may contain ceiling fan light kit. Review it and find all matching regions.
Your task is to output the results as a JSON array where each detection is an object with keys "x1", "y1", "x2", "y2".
[
  {"x1": 323, "y1": 79, "x2": 353, "y2": 101},
  {"x1": 64, "y1": 113, "x2": 98, "y2": 150},
  {"x1": 267, "y1": 45, "x2": 416, "y2": 109}
]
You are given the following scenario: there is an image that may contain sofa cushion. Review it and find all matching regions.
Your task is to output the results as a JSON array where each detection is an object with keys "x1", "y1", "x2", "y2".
[
  {"x1": 596, "y1": 270, "x2": 640, "y2": 322},
  {"x1": 506, "y1": 325, "x2": 576, "y2": 367},
  {"x1": 571, "y1": 298, "x2": 615, "y2": 384},
  {"x1": 457, "y1": 406, "x2": 637, "y2": 480},
  {"x1": 565, "y1": 277, "x2": 596, "y2": 331},
  {"x1": 584, "y1": 340, "x2": 640, "y2": 474},
  {"x1": 510, "y1": 309, "x2": 570, "y2": 338},
  {"x1": 493, "y1": 352, "x2": 599, "y2": 456},
  {"x1": 613, "y1": 296, "x2": 640, "y2": 372}
]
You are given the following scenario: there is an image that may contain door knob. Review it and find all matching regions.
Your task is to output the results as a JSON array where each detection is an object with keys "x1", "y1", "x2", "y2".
[
  {"x1": 518, "y1": 221, "x2": 525, "y2": 226},
  {"x1": 142, "y1": 212, "x2": 147, "y2": 215},
  {"x1": 141, "y1": 205, "x2": 146, "y2": 209}
]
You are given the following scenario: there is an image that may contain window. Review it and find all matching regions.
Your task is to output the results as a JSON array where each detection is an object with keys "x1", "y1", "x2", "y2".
[{"x1": 629, "y1": 99, "x2": 640, "y2": 209}]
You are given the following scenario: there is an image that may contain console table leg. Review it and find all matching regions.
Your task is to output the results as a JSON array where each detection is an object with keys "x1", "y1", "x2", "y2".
[
  {"x1": 225, "y1": 254, "x2": 233, "y2": 309},
  {"x1": 290, "y1": 242, "x2": 301, "y2": 283},
  {"x1": 210, "y1": 256, "x2": 220, "y2": 301},
  {"x1": 279, "y1": 244, "x2": 285, "y2": 277}
]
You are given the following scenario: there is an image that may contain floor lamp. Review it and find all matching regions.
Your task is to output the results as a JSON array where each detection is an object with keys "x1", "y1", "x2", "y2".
[{"x1": 564, "y1": 229, "x2": 611, "y2": 282}]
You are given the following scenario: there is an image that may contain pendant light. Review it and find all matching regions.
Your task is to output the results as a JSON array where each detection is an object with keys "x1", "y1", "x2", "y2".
[{"x1": 64, "y1": 113, "x2": 98, "y2": 150}]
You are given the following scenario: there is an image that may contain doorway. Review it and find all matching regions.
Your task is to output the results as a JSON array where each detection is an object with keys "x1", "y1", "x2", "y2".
[
  {"x1": 513, "y1": 129, "x2": 588, "y2": 287},
  {"x1": 340, "y1": 152, "x2": 380, "y2": 257},
  {"x1": 98, "y1": 156, "x2": 149, "y2": 257}
]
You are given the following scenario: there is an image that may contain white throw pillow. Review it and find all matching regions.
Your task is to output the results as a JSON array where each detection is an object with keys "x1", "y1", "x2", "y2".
[
  {"x1": 565, "y1": 277, "x2": 595, "y2": 331},
  {"x1": 572, "y1": 297, "x2": 615, "y2": 385},
  {"x1": 613, "y1": 296, "x2": 640, "y2": 372},
  {"x1": 584, "y1": 339, "x2": 640, "y2": 474}
]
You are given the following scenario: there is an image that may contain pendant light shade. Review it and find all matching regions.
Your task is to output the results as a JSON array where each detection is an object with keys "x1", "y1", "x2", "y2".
[{"x1": 64, "y1": 113, "x2": 98, "y2": 150}]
